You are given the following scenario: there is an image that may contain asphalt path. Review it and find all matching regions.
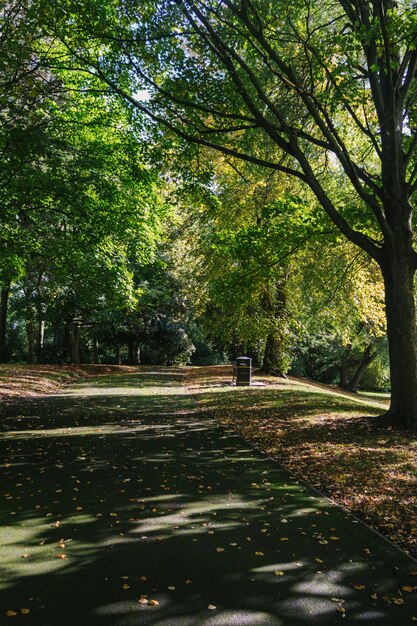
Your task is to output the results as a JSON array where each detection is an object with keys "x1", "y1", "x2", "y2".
[{"x1": 1, "y1": 369, "x2": 417, "y2": 625}]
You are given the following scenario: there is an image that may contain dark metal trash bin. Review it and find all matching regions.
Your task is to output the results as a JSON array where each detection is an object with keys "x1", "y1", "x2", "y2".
[{"x1": 236, "y1": 356, "x2": 252, "y2": 386}]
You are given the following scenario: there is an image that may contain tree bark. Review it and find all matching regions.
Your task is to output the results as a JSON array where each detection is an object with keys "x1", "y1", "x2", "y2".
[
  {"x1": 92, "y1": 329, "x2": 99, "y2": 364},
  {"x1": 382, "y1": 254, "x2": 417, "y2": 427},
  {"x1": 69, "y1": 324, "x2": 81, "y2": 364},
  {"x1": 262, "y1": 333, "x2": 286, "y2": 376},
  {"x1": 339, "y1": 344, "x2": 351, "y2": 389},
  {"x1": 128, "y1": 340, "x2": 140, "y2": 365},
  {"x1": 348, "y1": 343, "x2": 377, "y2": 392},
  {"x1": 26, "y1": 320, "x2": 35, "y2": 363},
  {"x1": 260, "y1": 279, "x2": 288, "y2": 376},
  {"x1": 37, "y1": 320, "x2": 45, "y2": 353},
  {"x1": 0, "y1": 283, "x2": 10, "y2": 362}
]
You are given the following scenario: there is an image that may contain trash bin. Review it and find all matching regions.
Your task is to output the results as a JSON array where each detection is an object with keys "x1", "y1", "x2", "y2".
[{"x1": 235, "y1": 356, "x2": 252, "y2": 386}]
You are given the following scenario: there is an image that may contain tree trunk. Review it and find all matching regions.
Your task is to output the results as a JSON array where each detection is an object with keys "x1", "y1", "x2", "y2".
[
  {"x1": 382, "y1": 256, "x2": 417, "y2": 427},
  {"x1": 0, "y1": 282, "x2": 10, "y2": 362},
  {"x1": 348, "y1": 343, "x2": 377, "y2": 392},
  {"x1": 92, "y1": 329, "x2": 99, "y2": 364},
  {"x1": 37, "y1": 320, "x2": 45, "y2": 352},
  {"x1": 262, "y1": 333, "x2": 286, "y2": 376},
  {"x1": 69, "y1": 324, "x2": 81, "y2": 364},
  {"x1": 26, "y1": 320, "x2": 35, "y2": 363},
  {"x1": 115, "y1": 344, "x2": 121, "y2": 365},
  {"x1": 128, "y1": 340, "x2": 140, "y2": 365},
  {"x1": 260, "y1": 278, "x2": 288, "y2": 376},
  {"x1": 62, "y1": 325, "x2": 70, "y2": 361},
  {"x1": 339, "y1": 344, "x2": 351, "y2": 389}
]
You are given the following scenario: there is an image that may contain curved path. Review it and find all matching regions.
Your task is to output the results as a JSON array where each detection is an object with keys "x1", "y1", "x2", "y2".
[{"x1": 1, "y1": 369, "x2": 416, "y2": 625}]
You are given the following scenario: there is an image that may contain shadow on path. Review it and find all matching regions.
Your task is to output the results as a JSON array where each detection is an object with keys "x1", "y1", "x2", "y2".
[{"x1": 1, "y1": 371, "x2": 416, "y2": 625}]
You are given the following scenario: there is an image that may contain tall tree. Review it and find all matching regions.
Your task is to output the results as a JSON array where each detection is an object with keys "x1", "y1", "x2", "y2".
[{"x1": 47, "y1": 0, "x2": 417, "y2": 427}]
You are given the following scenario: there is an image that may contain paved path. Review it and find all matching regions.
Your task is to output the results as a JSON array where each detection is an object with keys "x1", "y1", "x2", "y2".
[{"x1": 1, "y1": 369, "x2": 417, "y2": 625}]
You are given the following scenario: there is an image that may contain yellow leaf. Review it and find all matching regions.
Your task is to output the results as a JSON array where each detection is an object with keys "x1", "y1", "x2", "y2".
[
  {"x1": 215, "y1": 547, "x2": 225, "y2": 552},
  {"x1": 255, "y1": 551, "x2": 264, "y2": 556},
  {"x1": 401, "y1": 586, "x2": 415, "y2": 592},
  {"x1": 56, "y1": 553, "x2": 67, "y2": 559},
  {"x1": 6, "y1": 611, "x2": 17, "y2": 617},
  {"x1": 20, "y1": 609, "x2": 30, "y2": 615},
  {"x1": 138, "y1": 598, "x2": 148, "y2": 605},
  {"x1": 353, "y1": 584, "x2": 366, "y2": 590},
  {"x1": 148, "y1": 599, "x2": 159, "y2": 606},
  {"x1": 393, "y1": 598, "x2": 404, "y2": 605},
  {"x1": 274, "y1": 570, "x2": 285, "y2": 576},
  {"x1": 122, "y1": 584, "x2": 130, "y2": 590}
]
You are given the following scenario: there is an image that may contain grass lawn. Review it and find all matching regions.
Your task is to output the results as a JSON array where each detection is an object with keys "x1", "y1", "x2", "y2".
[
  {"x1": 0, "y1": 364, "x2": 139, "y2": 400},
  {"x1": 2, "y1": 366, "x2": 417, "y2": 624},
  {"x1": 1, "y1": 363, "x2": 416, "y2": 559},
  {"x1": 187, "y1": 366, "x2": 417, "y2": 558}
]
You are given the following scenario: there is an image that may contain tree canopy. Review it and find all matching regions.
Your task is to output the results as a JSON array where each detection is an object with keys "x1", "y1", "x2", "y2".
[{"x1": 42, "y1": 0, "x2": 417, "y2": 425}]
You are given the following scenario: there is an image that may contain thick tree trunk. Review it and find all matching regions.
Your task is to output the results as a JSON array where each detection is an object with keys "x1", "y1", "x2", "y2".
[
  {"x1": 382, "y1": 256, "x2": 417, "y2": 427},
  {"x1": 262, "y1": 333, "x2": 286, "y2": 376},
  {"x1": 260, "y1": 279, "x2": 288, "y2": 376},
  {"x1": 0, "y1": 283, "x2": 10, "y2": 362},
  {"x1": 348, "y1": 344, "x2": 377, "y2": 392}
]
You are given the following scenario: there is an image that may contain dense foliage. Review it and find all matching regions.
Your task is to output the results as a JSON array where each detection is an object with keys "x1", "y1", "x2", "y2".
[{"x1": 3, "y1": 0, "x2": 416, "y2": 401}]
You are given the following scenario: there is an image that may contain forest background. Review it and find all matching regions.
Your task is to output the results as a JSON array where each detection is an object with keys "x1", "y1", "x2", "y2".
[{"x1": 4, "y1": 0, "x2": 417, "y2": 411}]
